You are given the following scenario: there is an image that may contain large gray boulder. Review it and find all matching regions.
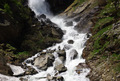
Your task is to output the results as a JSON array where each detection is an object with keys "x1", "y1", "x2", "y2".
[
  {"x1": 34, "y1": 53, "x2": 55, "y2": 70},
  {"x1": 54, "y1": 64, "x2": 67, "y2": 73}
]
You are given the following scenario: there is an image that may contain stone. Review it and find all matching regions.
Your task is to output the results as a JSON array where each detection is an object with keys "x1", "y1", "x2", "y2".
[
  {"x1": 68, "y1": 40, "x2": 74, "y2": 44},
  {"x1": 75, "y1": 63, "x2": 89, "y2": 74},
  {"x1": 86, "y1": 33, "x2": 91, "y2": 38},
  {"x1": 64, "y1": 44, "x2": 72, "y2": 50},
  {"x1": 59, "y1": 56, "x2": 66, "y2": 63},
  {"x1": 54, "y1": 64, "x2": 67, "y2": 73},
  {"x1": 0, "y1": 54, "x2": 13, "y2": 76},
  {"x1": 57, "y1": 50, "x2": 66, "y2": 58},
  {"x1": 53, "y1": 76, "x2": 64, "y2": 81},
  {"x1": 70, "y1": 49, "x2": 78, "y2": 59},
  {"x1": 65, "y1": 21, "x2": 73, "y2": 26},
  {"x1": 47, "y1": 74, "x2": 53, "y2": 80},
  {"x1": 37, "y1": 14, "x2": 46, "y2": 19},
  {"x1": 20, "y1": 78, "x2": 28, "y2": 81},
  {"x1": 25, "y1": 66, "x2": 37, "y2": 75},
  {"x1": 34, "y1": 53, "x2": 55, "y2": 70}
]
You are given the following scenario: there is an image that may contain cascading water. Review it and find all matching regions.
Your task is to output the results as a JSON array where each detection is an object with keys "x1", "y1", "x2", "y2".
[
  {"x1": 23, "y1": 0, "x2": 90, "y2": 81},
  {"x1": 0, "y1": 0, "x2": 90, "y2": 81},
  {"x1": 28, "y1": 0, "x2": 52, "y2": 17}
]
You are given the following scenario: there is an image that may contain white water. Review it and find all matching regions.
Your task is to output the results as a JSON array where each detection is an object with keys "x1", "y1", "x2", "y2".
[
  {"x1": 24, "y1": 0, "x2": 90, "y2": 81},
  {"x1": 7, "y1": 63, "x2": 25, "y2": 76},
  {"x1": 0, "y1": 0, "x2": 90, "y2": 81}
]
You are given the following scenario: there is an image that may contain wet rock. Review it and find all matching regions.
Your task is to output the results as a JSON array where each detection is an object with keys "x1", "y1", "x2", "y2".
[
  {"x1": 34, "y1": 53, "x2": 55, "y2": 70},
  {"x1": 59, "y1": 56, "x2": 66, "y2": 63},
  {"x1": 65, "y1": 21, "x2": 73, "y2": 26},
  {"x1": 24, "y1": 66, "x2": 37, "y2": 75},
  {"x1": 25, "y1": 59, "x2": 33, "y2": 64},
  {"x1": 57, "y1": 50, "x2": 66, "y2": 58},
  {"x1": 47, "y1": 74, "x2": 64, "y2": 81},
  {"x1": 74, "y1": 6, "x2": 100, "y2": 33},
  {"x1": 0, "y1": 54, "x2": 13, "y2": 76},
  {"x1": 68, "y1": 40, "x2": 74, "y2": 44},
  {"x1": 52, "y1": 28, "x2": 62, "y2": 38},
  {"x1": 37, "y1": 14, "x2": 46, "y2": 19},
  {"x1": 70, "y1": 49, "x2": 78, "y2": 59},
  {"x1": 54, "y1": 64, "x2": 67, "y2": 73},
  {"x1": 86, "y1": 33, "x2": 91, "y2": 38},
  {"x1": 45, "y1": 18, "x2": 52, "y2": 24},
  {"x1": 53, "y1": 76, "x2": 64, "y2": 81},
  {"x1": 20, "y1": 78, "x2": 28, "y2": 81},
  {"x1": 47, "y1": 74, "x2": 53, "y2": 80},
  {"x1": 64, "y1": 44, "x2": 72, "y2": 50},
  {"x1": 75, "y1": 63, "x2": 89, "y2": 74}
]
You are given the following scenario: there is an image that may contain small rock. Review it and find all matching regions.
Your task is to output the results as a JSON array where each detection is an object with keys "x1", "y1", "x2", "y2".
[
  {"x1": 37, "y1": 14, "x2": 46, "y2": 19},
  {"x1": 25, "y1": 66, "x2": 37, "y2": 75},
  {"x1": 75, "y1": 63, "x2": 89, "y2": 74},
  {"x1": 70, "y1": 49, "x2": 78, "y2": 59},
  {"x1": 55, "y1": 76, "x2": 64, "y2": 81},
  {"x1": 64, "y1": 44, "x2": 72, "y2": 50},
  {"x1": 86, "y1": 33, "x2": 91, "y2": 38},
  {"x1": 57, "y1": 50, "x2": 66, "y2": 58},
  {"x1": 59, "y1": 56, "x2": 66, "y2": 63},
  {"x1": 47, "y1": 74, "x2": 53, "y2": 80},
  {"x1": 54, "y1": 64, "x2": 67, "y2": 73},
  {"x1": 68, "y1": 40, "x2": 74, "y2": 44},
  {"x1": 20, "y1": 78, "x2": 28, "y2": 81},
  {"x1": 65, "y1": 21, "x2": 73, "y2": 26}
]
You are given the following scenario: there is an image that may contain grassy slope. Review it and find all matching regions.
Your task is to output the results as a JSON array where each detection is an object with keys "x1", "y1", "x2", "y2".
[
  {"x1": 63, "y1": 0, "x2": 120, "y2": 80},
  {"x1": 83, "y1": 1, "x2": 120, "y2": 81}
]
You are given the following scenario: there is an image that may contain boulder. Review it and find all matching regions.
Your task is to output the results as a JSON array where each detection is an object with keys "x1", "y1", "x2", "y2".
[
  {"x1": 47, "y1": 74, "x2": 64, "y2": 81},
  {"x1": 24, "y1": 66, "x2": 37, "y2": 75},
  {"x1": 53, "y1": 76, "x2": 64, "y2": 81},
  {"x1": 68, "y1": 40, "x2": 74, "y2": 44},
  {"x1": 59, "y1": 56, "x2": 66, "y2": 63},
  {"x1": 20, "y1": 78, "x2": 28, "y2": 81},
  {"x1": 37, "y1": 14, "x2": 46, "y2": 19},
  {"x1": 75, "y1": 63, "x2": 89, "y2": 74},
  {"x1": 0, "y1": 53, "x2": 13, "y2": 75},
  {"x1": 64, "y1": 44, "x2": 72, "y2": 50},
  {"x1": 34, "y1": 53, "x2": 55, "y2": 70},
  {"x1": 54, "y1": 64, "x2": 67, "y2": 73},
  {"x1": 57, "y1": 50, "x2": 66, "y2": 58},
  {"x1": 70, "y1": 49, "x2": 78, "y2": 59},
  {"x1": 65, "y1": 21, "x2": 73, "y2": 26}
]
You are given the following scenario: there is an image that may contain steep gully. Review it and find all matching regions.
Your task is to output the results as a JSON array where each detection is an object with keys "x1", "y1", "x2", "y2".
[{"x1": 0, "y1": 0, "x2": 91, "y2": 81}]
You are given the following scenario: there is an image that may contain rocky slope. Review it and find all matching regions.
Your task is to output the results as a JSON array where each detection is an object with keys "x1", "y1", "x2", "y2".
[
  {"x1": 0, "y1": 0, "x2": 63, "y2": 75},
  {"x1": 62, "y1": 0, "x2": 120, "y2": 81},
  {"x1": 0, "y1": 0, "x2": 120, "y2": 80},
  {"x1": 45, "y1": 0, "x2": 74, "y2": 14}
]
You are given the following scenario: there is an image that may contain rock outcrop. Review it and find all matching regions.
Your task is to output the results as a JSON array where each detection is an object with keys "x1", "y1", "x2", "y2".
[
  {"x1": 34, "y1": 53, "x2": 55, "y2": 70},
  {"x1": 45, "y1": 0, "x2": 74, "y2": 14}
]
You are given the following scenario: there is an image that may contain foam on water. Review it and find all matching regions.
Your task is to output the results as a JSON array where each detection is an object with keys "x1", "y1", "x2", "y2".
[{"x1": 0, "y1": 0, "x2": 90, "y2": 81}]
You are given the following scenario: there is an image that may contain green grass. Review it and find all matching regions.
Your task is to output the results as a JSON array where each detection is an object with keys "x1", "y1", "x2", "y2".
[
  {"x1": 94, "y1": 17, "x2": 113, "y2": 30},
  {"x1": 65, "y1": 0, "x2": 87, "y2": 12},
  {"x1": 15, "y1": 51, "x2": 29, "y2": 58}
]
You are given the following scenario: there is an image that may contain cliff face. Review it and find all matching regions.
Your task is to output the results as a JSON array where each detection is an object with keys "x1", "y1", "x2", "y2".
[
  {"x1": 62, "y1": 0, "x2": 120, "y2": 81},
  {"x1": 0, "y1": 0, "x2": 63, "y2": 75},
  {"x1": 45, "y1": 0, "x2": 74, "y2": 14}
]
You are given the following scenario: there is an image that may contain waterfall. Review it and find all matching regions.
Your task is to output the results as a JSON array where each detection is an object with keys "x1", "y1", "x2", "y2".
[
  {"x1": 0, "y1": 0, "x2": 90, "y2": 81},
  {"x1": 24, "y1": 0, "x2": 90, "y2": 81},
  {"x1": 28, "y1": 0, "x2": 52, "y2": 17}
]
